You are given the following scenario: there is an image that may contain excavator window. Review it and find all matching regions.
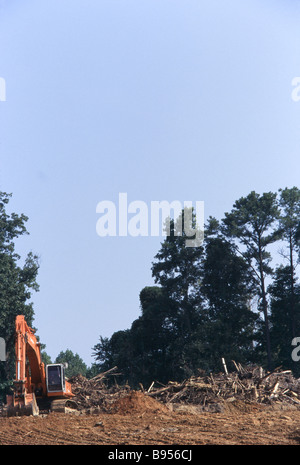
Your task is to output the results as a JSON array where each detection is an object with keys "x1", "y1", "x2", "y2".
[{"x1": 46, "y1": 365, "x2": 65, "y2": 393}]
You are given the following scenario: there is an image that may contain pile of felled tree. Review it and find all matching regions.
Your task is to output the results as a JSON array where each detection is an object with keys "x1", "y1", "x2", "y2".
[
  {"x1": 68, "y1": 363, "x2": 300, "y2": 414},
  {"x1": 68, "y1": 366, "x2": 131, "y2": 413},
  {"x1": 145, "y1": 362, "x2": 300, "y2": 410}
]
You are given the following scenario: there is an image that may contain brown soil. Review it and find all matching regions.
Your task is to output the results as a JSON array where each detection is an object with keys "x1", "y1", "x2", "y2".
[
  {"x1": 1, "y1": 392, "x2": 300, "y2": 445},
  {"x1": 109, "y1": 390, "x2": 170, "y2": 415}
]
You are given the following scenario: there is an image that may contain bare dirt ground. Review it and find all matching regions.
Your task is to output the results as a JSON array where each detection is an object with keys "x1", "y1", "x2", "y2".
[
  {"x1": 3, "y1": 366, "x2": 300, "y2": 446},
  {"x1": 1, "y1": 396, "x2": 300, "y2": 445}
]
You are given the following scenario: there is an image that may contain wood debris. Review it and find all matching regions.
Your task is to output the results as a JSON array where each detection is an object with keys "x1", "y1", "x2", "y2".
[
  {"x1": 146, "y1": 363, "x2": 300, "y2": 411},
  {"x1": 68, "y1": 366, "x2": 130, "y2": 413},
  {"x1": 68, "y1": 362, "x2": 300, "y2": 414}
]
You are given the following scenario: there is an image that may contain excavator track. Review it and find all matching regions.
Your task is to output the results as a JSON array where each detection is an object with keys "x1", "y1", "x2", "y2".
[{"x1": 50, "y1": 399, "x2": 78, "y2": 414}]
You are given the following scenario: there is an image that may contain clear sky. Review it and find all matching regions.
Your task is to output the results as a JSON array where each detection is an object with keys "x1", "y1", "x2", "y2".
[{"x1": 0, "y1": 0, "x2": 300, "y2": 366}]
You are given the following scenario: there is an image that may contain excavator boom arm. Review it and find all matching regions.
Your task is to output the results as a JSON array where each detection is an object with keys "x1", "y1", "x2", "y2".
[{"x1": 14, "y1": 315, "x2": 46, "y2": 392}]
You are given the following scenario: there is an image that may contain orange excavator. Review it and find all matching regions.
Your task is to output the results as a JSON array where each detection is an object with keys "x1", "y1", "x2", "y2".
[{"x1": 4, "y1": 315, "x2": 76, "y2": 416}]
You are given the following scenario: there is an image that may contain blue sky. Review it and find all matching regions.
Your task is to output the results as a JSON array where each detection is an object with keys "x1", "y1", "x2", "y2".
[{"x1": 0, "y1": 0, "x2": 300, "y2": 365}]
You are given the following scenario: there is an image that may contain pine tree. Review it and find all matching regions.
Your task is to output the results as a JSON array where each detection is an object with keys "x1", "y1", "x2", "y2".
[{"x1": 222, "y1": 191, "x2": 281, "y2": 369}]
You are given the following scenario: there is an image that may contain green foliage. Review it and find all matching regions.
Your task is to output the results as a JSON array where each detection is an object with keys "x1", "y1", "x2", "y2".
[
  {"x1": 55, "y1": 349, "x2": 88, "y2": 378},
  {"x1": 201, "y1": 221, "x2": 258, "y2": 369},
  {"x1": 41, "y1": 351, "x2": 52, "y2": 365},
  {"x1": 277, "y1": 187, "x2": 300, "y2": 339},
  {"x1": 278, "y1": 187, "x2": 300, "y2": 242},
  {"x1": 85, "y1": 363, "x2": 99, "y2": 379},
  {"x1": 268, "y1": 266, "x2": 300, "y2": 375}
]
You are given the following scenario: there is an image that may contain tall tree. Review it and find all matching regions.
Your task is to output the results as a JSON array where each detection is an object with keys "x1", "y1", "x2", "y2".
[
  {"x1": 151, "y1": 208, "x2": 204, "y2": 337},
  {"x1": 222, "y1": 191, "x2": 281, "y2": 370},
  {"x1": 201, "y1": 218, "x2": 258, "y2": 369},
  {"x1": 268, "y1": 265, "x2": 300, "y2": 374},
  {"x1": 278, "y1": 187, "x2": 300, "y2": 338},
  {"x1": 151, "y1": 208, "x2": 206, "y2": 376}
]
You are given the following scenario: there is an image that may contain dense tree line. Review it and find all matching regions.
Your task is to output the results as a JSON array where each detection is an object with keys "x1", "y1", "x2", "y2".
[{"x1": 93, "y1": 187, "x2": 300, "y2": 385}]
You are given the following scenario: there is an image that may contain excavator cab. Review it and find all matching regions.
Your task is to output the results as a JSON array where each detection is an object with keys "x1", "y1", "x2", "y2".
[
  {"x1": 46, "y1": 364, "x2": 66, "y2": 394},
  {"x1": 44, "y1": 363, "x2": 76, "y2": 413}
]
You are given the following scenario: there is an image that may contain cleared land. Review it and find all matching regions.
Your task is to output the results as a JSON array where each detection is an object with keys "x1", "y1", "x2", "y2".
[
  {"x1": 1, "y1": 400, "x2": 300, "y2": 445},
  {"x1": 2, "y1": 364, "x2": 300, "y2": 445}
]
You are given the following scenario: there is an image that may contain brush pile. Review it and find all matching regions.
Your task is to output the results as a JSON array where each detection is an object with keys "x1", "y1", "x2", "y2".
[
  {"x1": 68, "y1": 366, "x2": 131, "y2": 413},
  {"x1": 68, "y1": 362, "x2": 300, "y2": 414},
  {"x1": 146, "y1": 362, "x2": 300, "y2": 411}
]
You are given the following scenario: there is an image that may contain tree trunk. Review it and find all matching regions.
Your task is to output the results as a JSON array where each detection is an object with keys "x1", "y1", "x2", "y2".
[
  {"x1": 289, "y1": 232, "x2": 296, "y2": 338},
  {"x1": 258, "y1": 241, "x2": 272, "y2": 370}
]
